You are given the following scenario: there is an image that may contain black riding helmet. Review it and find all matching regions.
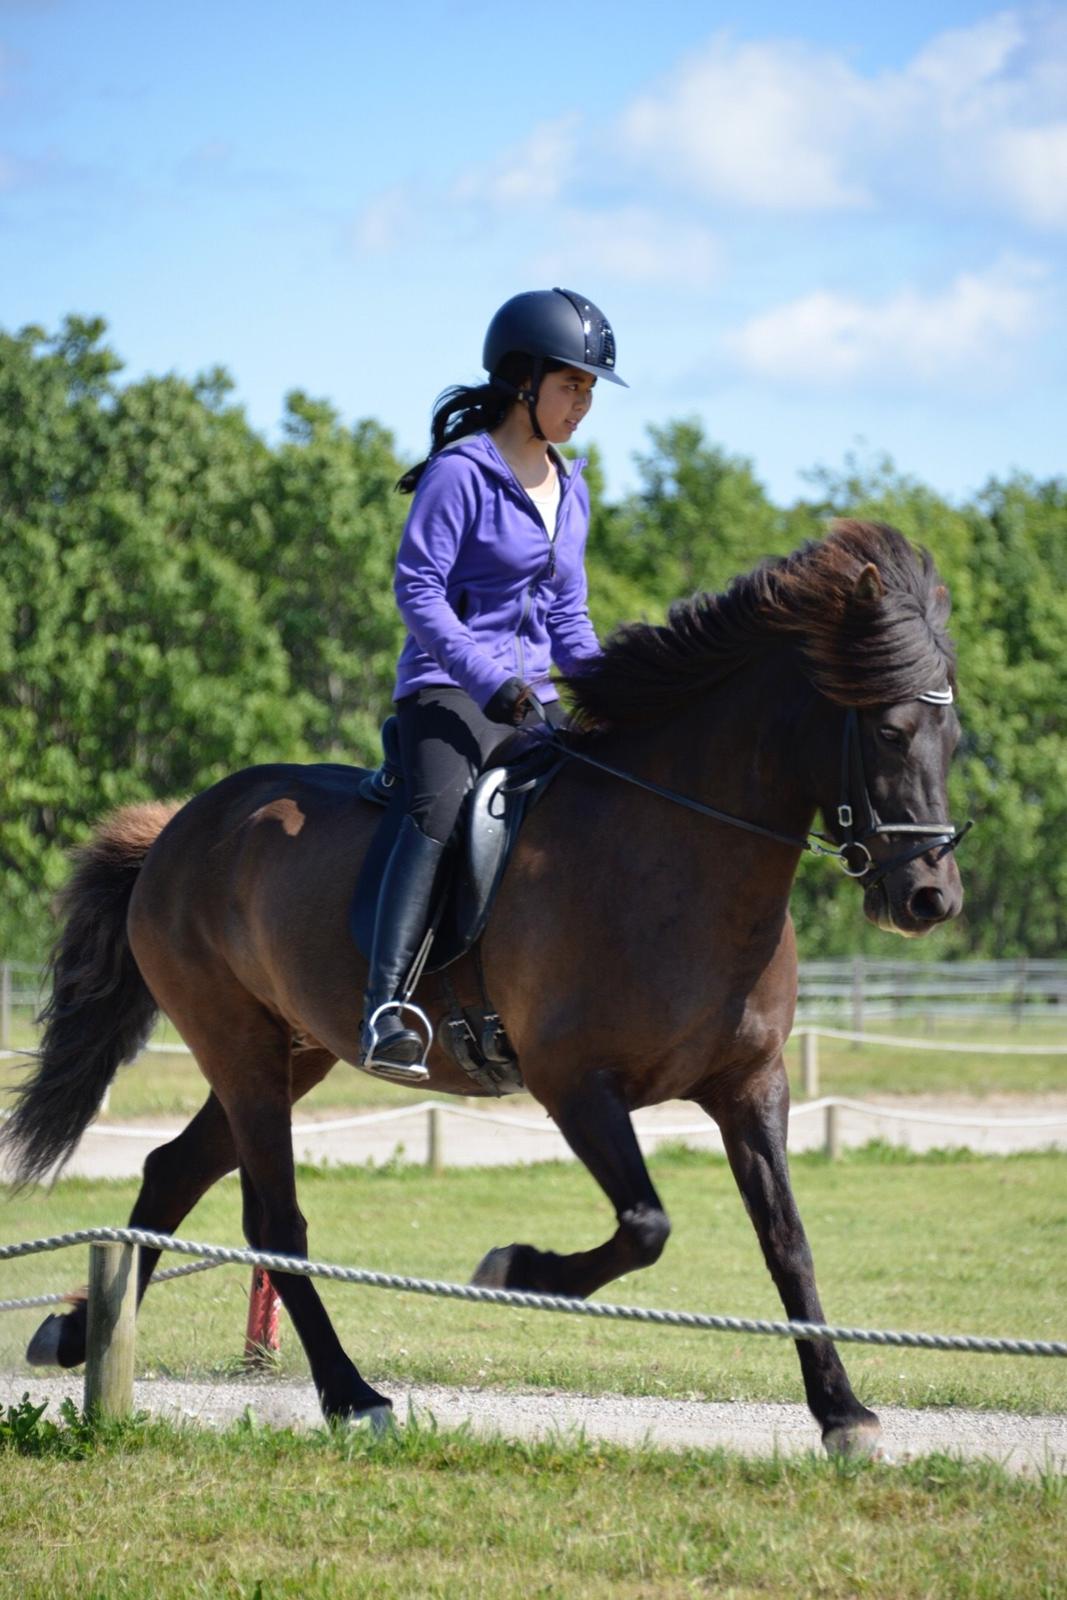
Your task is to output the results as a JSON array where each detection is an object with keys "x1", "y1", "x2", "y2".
[{"x1": 483, "y1": 287, "x2": 627, "y2": 440}]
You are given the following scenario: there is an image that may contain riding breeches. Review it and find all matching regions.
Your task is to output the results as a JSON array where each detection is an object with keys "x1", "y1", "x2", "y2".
[{"x1": 395, "y1": 685, "x2": 566, "y2": 845}]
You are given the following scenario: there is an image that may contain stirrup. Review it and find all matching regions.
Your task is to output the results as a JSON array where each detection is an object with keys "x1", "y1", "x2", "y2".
[{"x1": 359, "y1": 1001, "x2": 433, "y2": 1085}]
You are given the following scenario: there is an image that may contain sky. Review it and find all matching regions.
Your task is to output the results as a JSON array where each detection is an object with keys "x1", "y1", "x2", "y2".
[{"x1": 1, "y1": 0, "x2": 1064, "y2": 505}]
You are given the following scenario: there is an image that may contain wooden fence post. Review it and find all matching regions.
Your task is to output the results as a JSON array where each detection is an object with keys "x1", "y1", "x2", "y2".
[
  {"x1": 427, "y1": 1105, "x2": 444, "y2": 1175},
  {"x1": 851, "y1": 955, "x2": 864, "y2": 1043},
  {"x1": 824, "y1": 1103, "x2": 841, "y2": 1161},
  {"x1": 84, "y1": 1241, "x2": 139, "y2": 1419},
  {"x1": 800, "y1": 1030, "x2": 819, "y2": 1098}
]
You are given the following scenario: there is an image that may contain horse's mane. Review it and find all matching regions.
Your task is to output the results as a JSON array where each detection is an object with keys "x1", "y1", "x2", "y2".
[{"x1": 565, "y1": 520, "x2": 956, "y2": 728}]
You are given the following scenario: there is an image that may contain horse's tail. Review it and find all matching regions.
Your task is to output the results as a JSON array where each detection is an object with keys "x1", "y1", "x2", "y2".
[{"x1": 1, "y1": 800, "x2": 183, "y2": 1188}]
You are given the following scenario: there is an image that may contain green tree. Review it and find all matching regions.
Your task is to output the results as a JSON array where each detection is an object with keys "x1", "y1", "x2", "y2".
[
  {"x1": 0, "y1": 320, "x2": 305, "y2": 958},
  {"x1": 240, "y1": 393, "x2": 407, "y2": 765}
]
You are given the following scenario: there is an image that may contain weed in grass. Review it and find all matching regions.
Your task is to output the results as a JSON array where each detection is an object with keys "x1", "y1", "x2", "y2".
[
  {"x1": 0, "y1": 1394, "x2": 147, "y2": 1459},
  {"x1": 0, "y1": 1394, "x2": 92, "y2": 1456}
]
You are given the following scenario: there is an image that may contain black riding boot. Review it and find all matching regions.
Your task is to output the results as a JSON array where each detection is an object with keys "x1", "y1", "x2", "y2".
[{"x1": 359, "y1": 816, "x2": 447, "y2": 1082}]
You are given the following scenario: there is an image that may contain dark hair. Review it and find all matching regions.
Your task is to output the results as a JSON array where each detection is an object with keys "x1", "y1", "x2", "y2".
[{"x1": 397, "y1": 353, "x2": 567, "y2": 493}]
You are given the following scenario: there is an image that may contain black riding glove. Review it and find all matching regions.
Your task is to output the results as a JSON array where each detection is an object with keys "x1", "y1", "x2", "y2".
[{"x1": 483, "y1": 676, "x2": 546, "y2": 727}]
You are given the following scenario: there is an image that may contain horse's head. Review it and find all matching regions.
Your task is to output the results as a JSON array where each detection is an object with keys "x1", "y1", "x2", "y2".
[
  {"x1": 828, "y1": 695, "x2": 966, "y2": 936},
  {"x1": 805, "y1": 546, "x2": 968, "y2": 937}
]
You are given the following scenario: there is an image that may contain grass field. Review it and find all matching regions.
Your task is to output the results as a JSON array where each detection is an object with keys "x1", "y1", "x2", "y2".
[
  {"x1": 4, "y1": 1011, "x2": 1067, "y2": 1122},
  {"x1": 3, "y1": 1147, "x2": 1065, "y2": 1416},
  {"x1": 0, "y1": 1404, "x2": 1063, "y2": 1599}
]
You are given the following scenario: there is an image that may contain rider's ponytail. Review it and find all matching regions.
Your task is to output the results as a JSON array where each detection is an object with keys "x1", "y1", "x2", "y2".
[{"x1": 397, "y1": 353, "x2": 565, "y2": 493}]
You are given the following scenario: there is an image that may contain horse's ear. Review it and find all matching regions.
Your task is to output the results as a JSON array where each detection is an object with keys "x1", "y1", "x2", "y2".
[{"x1": 853, "y1": 563, "x2": 885, "y2": 604}]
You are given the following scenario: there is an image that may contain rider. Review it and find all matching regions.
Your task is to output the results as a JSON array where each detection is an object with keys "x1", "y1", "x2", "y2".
[{"x1": 360, "y1": 287, "x2": 627, "y2": 1079}]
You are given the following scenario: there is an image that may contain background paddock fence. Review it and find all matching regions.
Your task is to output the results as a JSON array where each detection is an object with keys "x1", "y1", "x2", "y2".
[
  {"x1": 796, "y1": 956, "x2": 1067, "y2": 1026},
  {"x1": 2, "y1": 1226, "x2": 1065, "y2": 1425},
  {"x1": 5, "y1": 957, "x2": 1067, "y2": 1048}
]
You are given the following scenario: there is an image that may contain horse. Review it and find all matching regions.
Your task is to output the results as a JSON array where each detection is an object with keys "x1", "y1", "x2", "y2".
[{"x1": 2, "y1": 520, "x2": 967, "y2": 1456}]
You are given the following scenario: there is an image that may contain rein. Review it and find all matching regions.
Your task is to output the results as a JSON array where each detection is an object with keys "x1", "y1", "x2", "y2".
[{"x1": 542, "y1": 689, "x2": 972, "y2": 882}]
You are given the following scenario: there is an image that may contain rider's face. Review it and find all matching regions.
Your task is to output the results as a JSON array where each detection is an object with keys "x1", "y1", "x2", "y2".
[{"x1": 533, "y1": 367, "x2": 596, "y2": 444}]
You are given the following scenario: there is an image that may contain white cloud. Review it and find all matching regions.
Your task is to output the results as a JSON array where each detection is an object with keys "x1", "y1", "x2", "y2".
[
  {"x1": 988, "y1": 123, "x2": 1067, "y2": 228},
  {"x1": 727, "y1": 258, "x2": 1046, "y2": 387},
  {"x1": 352, "y1": 183, "x2": 420, "y2": 254},
  {"x1": 906, "y1": 10, "x2": 1024, "y2": 112},
  {"x1": 534, "y1": 205, "x2": 720, "y2": 289},
  {"x1": 451, "y1": 115, "x2": 577, "y2": 210},
  {"x1": 618, "y1": 10, "x2": 1067, "y2": 229},
  {"x1": 622, "y1": 36, "x2": 870, "y2": 211}
]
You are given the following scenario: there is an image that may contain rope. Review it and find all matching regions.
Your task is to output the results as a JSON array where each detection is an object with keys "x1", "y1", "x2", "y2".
[
  {"x1": 132, "y1": 1030, "x2": 1067, "y2": 1058},
  {"x1": 790, "y1": 1097, "x2": 1067, "y2": 1130},
  {"x1": 0, "y1": 1255, "x2": 220, "y2": 1314},
  {"x1": 1, "y1": 1227, "x2": 1063, "y2": 1358},
  {"x1": 4, "y1": 1097, "x2": 1067, "y2": 1147}
]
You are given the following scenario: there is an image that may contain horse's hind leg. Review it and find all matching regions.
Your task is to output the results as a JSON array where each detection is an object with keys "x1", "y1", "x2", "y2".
[
  {"x1": 126, "y1": 1045, "x2": 337, "y2": 1304},
  {"x1": 27, "y1": 1048, "x2": 336, "y2": 1372},
  {"x1": 27, "y1": 1090, "x2": 239, "y2": 1370},
  {"x1": 700, "y1": 1060, "x2": 881, "y2": 1457},
  {"x1": 472, "y1": 1066, "x2": 671, "y2": 1297},
  {"x1": 212, "y1": 1032, "x2": 390, "y2": 1424}
]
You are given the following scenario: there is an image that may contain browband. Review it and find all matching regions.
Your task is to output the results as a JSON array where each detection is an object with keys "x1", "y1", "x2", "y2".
[{"x1": 916, "y1": 686, "x2": 954, "y2": 705}]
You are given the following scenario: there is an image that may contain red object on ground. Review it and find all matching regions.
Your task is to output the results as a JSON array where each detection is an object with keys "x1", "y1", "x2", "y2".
[{"x1": 244, "y1": 1266, "x2": 282, "y2": 1366}]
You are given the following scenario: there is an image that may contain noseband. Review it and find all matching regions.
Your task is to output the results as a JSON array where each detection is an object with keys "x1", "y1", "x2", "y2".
[
  {"x1": 546, "y1": 684, "x2": 972, "y2": 884},
  {"x1": 832, "y1": 693, "x2": 973, "y2": 890}
]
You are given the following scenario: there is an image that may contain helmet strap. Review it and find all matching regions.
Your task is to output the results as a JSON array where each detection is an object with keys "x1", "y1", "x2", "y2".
[
  {"x1": 490, "y1": 359, "x2": 546, "y2": 440},
  {"x1": 522, "y1": 356, "x2": 545, "y2": 442}
]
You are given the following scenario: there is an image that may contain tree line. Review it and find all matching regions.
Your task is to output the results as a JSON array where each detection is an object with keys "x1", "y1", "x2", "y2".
[{"x1": 2, "y1": 316, "x2": 1064, "y2": 963}]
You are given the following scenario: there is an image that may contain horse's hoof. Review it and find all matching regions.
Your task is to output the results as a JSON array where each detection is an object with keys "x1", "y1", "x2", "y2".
[
  {"x1": 332, "y1": 1402, "x2": 395, "y2": 1437},
  {"x1": 471, "y1": 1244, "x2": 517, "y2": 1289},
  {"x1": 361, "y1": 1404, "x2": 396, "y2": 1437},
  {"x1": 26, "y1": 1313, "x2": 71, "y2": 1368},
  {"x1": 823, "y1": 1418, "x2": 885, "y2": 1460}
]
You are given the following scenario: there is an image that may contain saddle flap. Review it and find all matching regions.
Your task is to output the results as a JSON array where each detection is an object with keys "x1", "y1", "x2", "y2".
[{"x1": 350, "y1": 733, "x2": 563, "y2": 976}]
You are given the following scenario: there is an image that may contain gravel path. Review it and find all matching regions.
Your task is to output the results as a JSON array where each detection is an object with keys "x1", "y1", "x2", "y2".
[
  {"x1": 5, "y1": 1096, "x2": 1064, "y2": 1478},
  {"x1": 29, "y1": 1092, "x2": 1067, "y2": 1181},
  {"x1": 2, "y1": 1371, "x2": 1063, "y2": 1475}
]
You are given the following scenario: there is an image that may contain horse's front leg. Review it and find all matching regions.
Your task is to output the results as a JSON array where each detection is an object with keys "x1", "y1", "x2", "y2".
[
  {"x1": 700, "y1": 1059, "x2": 881, "y2": 1457},
  {"x1": 473, "y1": 1065, "x2": 670, "y2": 1297}
]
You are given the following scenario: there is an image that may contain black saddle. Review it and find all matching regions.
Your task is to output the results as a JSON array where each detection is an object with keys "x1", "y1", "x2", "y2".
[{"x1": 349, "y1": 717, "x2": 563, "y2": 976}]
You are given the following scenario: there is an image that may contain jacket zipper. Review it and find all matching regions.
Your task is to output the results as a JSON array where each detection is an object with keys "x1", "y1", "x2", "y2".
[{"x1": 491, "y1": 440, "x2": 572, "y2": 682}]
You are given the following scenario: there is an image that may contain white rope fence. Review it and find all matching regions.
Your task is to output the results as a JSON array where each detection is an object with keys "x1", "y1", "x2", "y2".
[
  {"x1": 2, "y1": 1227, "x2": 1065, "y2": 1358},
  {"x1": 7, "y1": 1022, "x2": 1067, "y2": 1067},
  {"x1": 0, "y1": 1256, "x2": 217, "y2": 1313},
  {"x1": 4, "y1": 1095, "x2": 1062, "y2": 1146},
  {"x1": 3, "y1": 1029, "x2": 1065, "y2": 1174}
]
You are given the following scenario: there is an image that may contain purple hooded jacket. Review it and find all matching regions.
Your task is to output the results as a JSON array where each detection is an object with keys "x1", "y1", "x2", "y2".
[{"x1": 393, "y1": 432, "x2": 601, "y2": 708}]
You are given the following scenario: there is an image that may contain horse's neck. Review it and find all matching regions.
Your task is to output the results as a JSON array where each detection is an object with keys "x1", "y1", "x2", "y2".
[{"x1": 606, "y1": 655, "x2": 818, "y2": 906}]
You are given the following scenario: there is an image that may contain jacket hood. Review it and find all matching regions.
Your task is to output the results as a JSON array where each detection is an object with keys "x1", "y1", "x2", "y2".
[{"x1": 437, "y1": 431, "x2": 586, "y2": 495}]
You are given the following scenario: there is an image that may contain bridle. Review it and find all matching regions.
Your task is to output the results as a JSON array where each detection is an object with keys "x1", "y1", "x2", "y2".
[
  {"x1": 832, "y1": 691, "x2": 973, "y2": 889},
  {"x1": 543, "y1": 685, "x2": 972, "y2": 886}
]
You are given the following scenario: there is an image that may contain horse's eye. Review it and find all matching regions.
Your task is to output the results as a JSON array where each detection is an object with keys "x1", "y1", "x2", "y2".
[{"x1": 878, "y1": 725, "x2": 904, "y2": 745}]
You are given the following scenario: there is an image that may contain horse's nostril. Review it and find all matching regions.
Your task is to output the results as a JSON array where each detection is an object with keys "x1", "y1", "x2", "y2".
[{"x1": 910, "y1": 885, "x2": 947, "y2": 921}]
